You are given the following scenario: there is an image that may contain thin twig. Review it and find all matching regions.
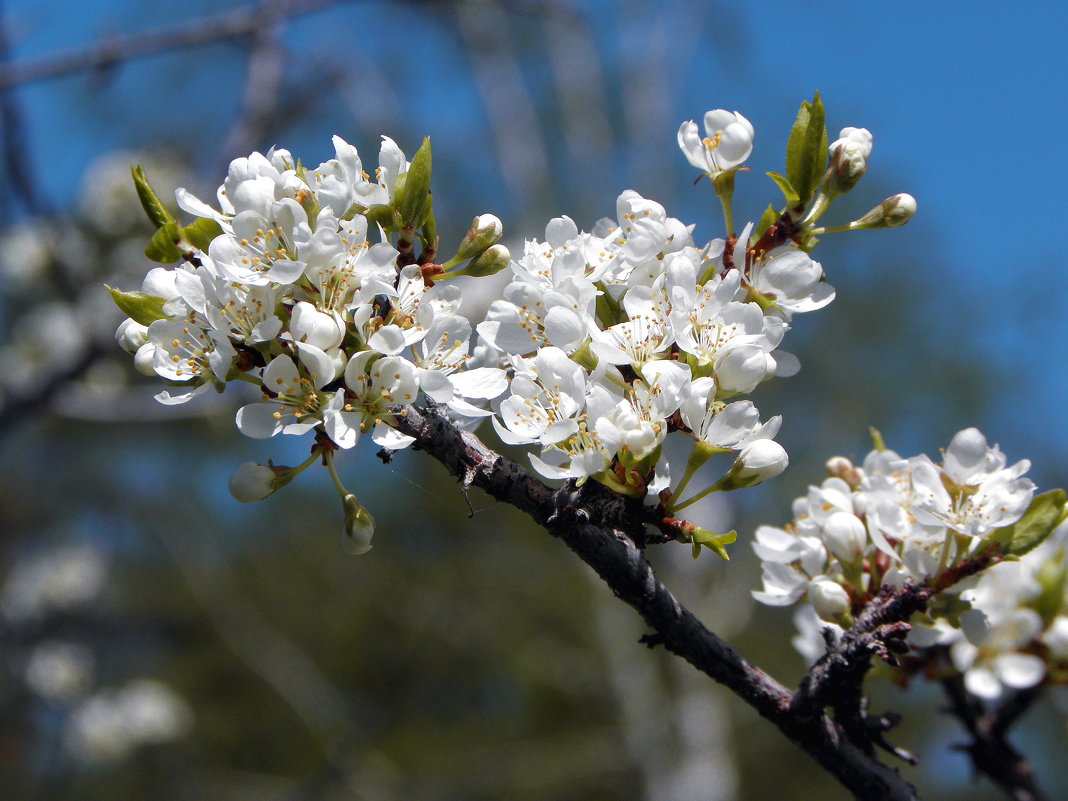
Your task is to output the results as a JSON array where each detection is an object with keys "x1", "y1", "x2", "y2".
[
  {"x1": 0, "y1": 0, "x2": 347, "y2": 90},
  {"x1": 940, "y1": 675, "x2": 1049, "y2": 801}
]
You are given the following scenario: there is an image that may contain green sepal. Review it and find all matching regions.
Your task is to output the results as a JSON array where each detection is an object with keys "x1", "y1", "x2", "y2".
[
  {"x1": 144, "y1": 220, "x2": 182, "y2": 263},
  {"x1": 570, "y1": 340, "x2": 598, "y2": 372},
  {"x1": 989, "y1": 489, "x2": 1068, "y2": 556},
  {"x1": 753, "y1": 204, "x2": 779, "y2": 241},
  {"x1": 765, "y1": 171, "x2": 800, "y2": 207},
  {"x1": 1032, "y1": 548, "x2": 1067, "y2": 625},
  {"x1": 363, "y1": 204, "x2": 394, "y2": 230},
  {"x1": 106, "y1": 285, "x2": 168, "y2": 325},
  {"x1": 395, "y1": 136, "x2": 432, "y2": 227},
  {"x1": 594, "y1": 281, "x2": 623, "y2": 328},
  {"x1": 130, "y1": 163, "x2": 175, "y2": 229},
  {"x1": 691, "y1": 528, "x2": 737, "y2": 560},
  {"x1": 785, "y1": 91, "x2": 827, "y2": 207},
  {"x1": 182, "y1": 217, "x2": 223, "y2": 251}
]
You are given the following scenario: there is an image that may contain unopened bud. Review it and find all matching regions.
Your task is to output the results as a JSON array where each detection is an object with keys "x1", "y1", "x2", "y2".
[
  {"x1": 342, "y1": 493, "x2": 375, "y2": 555},
  {"x1": 116, "y1": 318, "x2": 149, "y2": 354},
  {"x1": 825, "y1": 127, "x2": 872, "y2": 196},
  {"x1": 290, "y1": 301, "x2": 345, "y2": 350},
  {"x1": 133, "y1": 342, "x2": 158, "y2": 376},
  {"x1": 459, "y1": 243, "x2": 511, "y2": 277},
  {"x1": 716, "y1": 439, "x2": 789, "y2": 490},
  {"x1": 850, "y1": 193, "x2": 917, "y2": 230},
  {"x1": 228, "y1": 461, "x2": 296, "y2": 503},
  {"x1": 825, "y1": 455, "x2": 862, "y2": 488},
  {"x1": 822, "y1": 511, "x2": 867, "y2": 563},
  {"x1": 454, "y1": 213, "x2": 504, "y2": 261},
  {"x1": 809, "y1": 576, "x2": 852, "y2": 622}
]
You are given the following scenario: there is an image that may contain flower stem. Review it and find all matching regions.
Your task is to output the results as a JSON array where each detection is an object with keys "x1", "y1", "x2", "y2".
[
  {"x1": 323, "y1": 449, "x2": 349, "y2": 498},
  {"x1": 671, "y1": 479, "x2": 724, "y2": 513}
]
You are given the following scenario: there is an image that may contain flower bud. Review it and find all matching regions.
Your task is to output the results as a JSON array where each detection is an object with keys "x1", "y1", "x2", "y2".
[
  {"x1": 460, "y1": 243, "x2": 511, "y2": 277},
  {"x1": 825, "y1": 456, "x2": 862, "y2": 488},
  {"x1": 717, "y1": 440, "x2": 789, "y2": 490},
  {"x1": 826, "y1": 127, "x2": 872, "y2": 195},
  {"x1": 228, "y1": 461, "x2": 296, "y2": 503},
  {"x1": 116, "y1": 318, "x2": 149, "y2": 354},
  {"x1": 454, "y1": 213, "x2": 504, "y2": 261},
  {"x1": 809, "y1": 576, "x2": 851, "y2": 622},
  {"x1": 289, "y1": 302, "x2": 346, "y2": 350},
  {"x1": 822, "y1": 511, "x2": 867, "y2": 563},
  {"x1": 133, "y1": 342, "x2": 158, "y2": 376},
  {"x1": 851, "y1": 193, "x2": 917, "y2": 230},
  {"x1": 342, "y1": 493, "x2": 375, "y2": 555}
]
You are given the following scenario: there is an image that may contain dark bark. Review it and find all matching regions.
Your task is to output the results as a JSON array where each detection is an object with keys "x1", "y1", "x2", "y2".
[
  {"x1": 393, "y1": 403, "x2": 923, "y2": 801},
  {"x1": 941, "y1": 676, "x2": 1049, "y2": 801}
]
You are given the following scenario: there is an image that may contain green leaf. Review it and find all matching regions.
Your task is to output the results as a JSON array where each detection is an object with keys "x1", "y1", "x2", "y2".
[
  {"x1": 765, "y1": 171, "x2": 800, "y2": 207},
  {"x1": 1032, "y1": 549, "x2": 1067, "y2": 624},
  {"x1": 990, "y1": 489, "x2": 1068, "y2": 556},
  {"x1": 106, "y1": 285, "x2": 168, "y2": 325},
  {"x1": 144, "y1": 220, "x2": 182, "y2": 263},
  {"x1": 691, "y1": 528, "x2": 737, "y2": 561},
  {"x1": 396, "y1": 136, "x2": 432, "y2": 227},
  {"x1": 753, "y1": 204, "x2": 779, "y2": 241},
  {"x1": 1032, "y1": 549, "x2": 1067, "y2": 625},
  {"x1": 363, "y1": 204, "x2": 394, "y2": 230},
  {"x1": 181, "y1": 217, "x2": 223, "y2": 251},
  {"x1": 594, "y1": 281, "x2": 622, "y2": 328},
  {"x1": 130, "y1": 163, "x2": 175, "y2": 229},
  {"x1": 784, "y1": 91, "x2": 827, "y2": 206}
]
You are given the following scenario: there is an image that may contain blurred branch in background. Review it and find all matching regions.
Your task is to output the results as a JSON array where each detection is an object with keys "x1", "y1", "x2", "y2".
[{"x1": 0, "y1": 0, "x2": 346, "y2": 91}]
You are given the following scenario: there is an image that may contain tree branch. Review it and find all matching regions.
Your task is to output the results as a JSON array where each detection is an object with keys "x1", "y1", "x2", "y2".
[
  {"x1": 0, "y1": 0, "x2": 347, "y2": 90},
  {"x1": 392, "y1": 403, "x2": 922, "y2": 801},
  {"x1": 940, "y1": 675, "x2": 1049, "y2": 801}
]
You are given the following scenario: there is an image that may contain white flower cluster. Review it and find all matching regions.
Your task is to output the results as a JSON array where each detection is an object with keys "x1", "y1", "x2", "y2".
[
  {"x1": 755, "y1": 429, "x2": 1035, "y2": 618},
  {"x1": 115, "y1": 136, "x2": 508, "y2": 454},
  {"x1": 754, "y1": 428, "x2": 1068, "y2": 697},
  {"x1": 114, "y1": 99, "x2": 918, "y2": 554},
  {"x1": 911, "y1": 533, "x2": 1068, "y2": 700},
  {"x1": 484, "y1": 179, "x2": 832, "y2": 492}
]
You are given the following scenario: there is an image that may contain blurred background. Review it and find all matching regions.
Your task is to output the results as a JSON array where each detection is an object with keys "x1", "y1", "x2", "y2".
[{"x1": 1, "y1": 1, "x2": 1066, "y2": 799}]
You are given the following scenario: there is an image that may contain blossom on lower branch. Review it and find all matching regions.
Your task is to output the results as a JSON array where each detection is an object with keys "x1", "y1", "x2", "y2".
[{"x1": 752, "y1": 427, "x2": 1068, "y2": 701}]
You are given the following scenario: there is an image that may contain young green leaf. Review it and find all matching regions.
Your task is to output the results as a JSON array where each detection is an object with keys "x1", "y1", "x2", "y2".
[
  {"x1": 753, "y1": 204, "x2": 780, "y2": 241},
  {"x1": 990, "y1": 489, "x2": 1068, "y2": 556},
  {"x1": 396, "y1": 136, "x2": 432, "y2": 227},
  {"x1": 181, "y1": 217, "x2": 223, "y2": 252},
  {"x1": 784, "y1": 92, "x2": 827, "y2": 206},
  {"x1": 144, "y1": 221, "x2": 182, "y2": 263},
  {"x1": 106, "y1": 285, "x2": 168, "y2": 325},
  {"x1": 766, "y1": 171, "x2": 800, "y2": 207},
  {"x1": 130, "y1": 163, "x2": 175, "y2": 229},
  {"x1": 691, "y1": 528, "x2": 737, "y2": 560}
]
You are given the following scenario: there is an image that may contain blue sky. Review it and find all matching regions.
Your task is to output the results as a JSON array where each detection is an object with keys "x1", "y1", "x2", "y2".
[{"x1": 5, "y1": 0, "x2": 1068, "y2": 481}]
